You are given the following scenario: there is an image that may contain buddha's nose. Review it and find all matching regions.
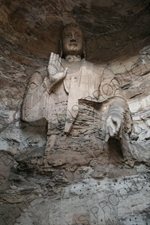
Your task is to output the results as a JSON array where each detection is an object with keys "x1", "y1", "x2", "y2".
[
  {"x1": 70, "y1": 32, "x2": 76, "y2": 41},
  {"x1": 70, "y1": 39, "x2": 76, "y2": 42}
]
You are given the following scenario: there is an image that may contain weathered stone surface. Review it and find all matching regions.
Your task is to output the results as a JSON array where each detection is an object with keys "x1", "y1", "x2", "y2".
[
  {"x1": 15, "y1": 173, "x2": 150, "y2": 225},
  {"x1": 0, "y1": 1, "x2": 150, "y2": 224}
]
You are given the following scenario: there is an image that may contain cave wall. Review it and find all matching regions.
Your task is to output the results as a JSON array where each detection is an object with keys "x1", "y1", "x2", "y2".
[{"x1": 0, "y1": 0, "x2": 150, "y2": 224}]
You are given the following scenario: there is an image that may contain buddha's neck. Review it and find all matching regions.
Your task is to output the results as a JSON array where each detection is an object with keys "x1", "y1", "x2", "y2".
[
  {"x1": 65, "y1": 55, "x2": 81, "y2": 63},
  {"x1": 63, "y1": 55, "x2": 83, "y2": 74}
]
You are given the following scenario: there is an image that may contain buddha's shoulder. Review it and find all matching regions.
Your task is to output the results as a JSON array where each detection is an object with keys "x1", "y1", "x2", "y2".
[
  {"x1": 83, "y1": 60, "x2": 115, "y2": 78},
  {"x1": 32, "y1": 66, "x2": 47, "y2": 79},
  {"x1": 35, "y1": 66, "x2": 47, "y2": 73}
]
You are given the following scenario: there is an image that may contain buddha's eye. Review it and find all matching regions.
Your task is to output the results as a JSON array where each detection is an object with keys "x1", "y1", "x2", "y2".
[
  {"x1": 64, "y1": 33, "x2": 70, "y2": 38},
  {"x1": 75, "y1": 33, "x2": 82, "y2": 38}
]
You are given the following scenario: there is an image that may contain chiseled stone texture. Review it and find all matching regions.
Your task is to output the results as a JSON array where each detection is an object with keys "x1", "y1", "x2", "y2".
[
  {"x1": 15, "y1": 172, "x2": 150, "y2": 225},
  {"x1": 0, "y1": 1, "x2": 150, "y2": 224}
]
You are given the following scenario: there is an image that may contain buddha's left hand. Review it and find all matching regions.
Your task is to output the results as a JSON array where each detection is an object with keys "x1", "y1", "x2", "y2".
[{"x1": 105, "y1": 114, "x2": 122, "y2": 142}]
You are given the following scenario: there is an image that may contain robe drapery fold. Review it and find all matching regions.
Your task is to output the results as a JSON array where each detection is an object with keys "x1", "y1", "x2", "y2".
[{"x1": 22, "y1": 59, "x2": 131, "y2": 137}]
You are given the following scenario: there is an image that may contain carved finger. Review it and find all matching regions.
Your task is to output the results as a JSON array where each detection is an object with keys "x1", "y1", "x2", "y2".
[
  {"x1": 105, "y1": 127, "x2": 110, "y2": 142},
  {"x1": 52, "y1": 53, "x2": 56, "y2": 67},
  {"x1": 113, "y1": 117, "x2": 121, "y2": 133},
  {"x1": 51, "y1": 52, "x2": 55, "y2": 64},
  {"x1": 53, "y1": 54, "x2": 57, "y2": 68},
  {"x1": 116, "y1": 123, "x2": 120, "y2": 133},
  {"x1": 109, "y1": 125, "x2": 114, "y2": 137},
  {"x1": 63, "y1": 67, "x2": 68, "y2": 76},
  {"x1": 57, "y1": 56, "x2": 61, "y2": 70},
  {"x1": 50, "y1": 53, "x2": 56, "y2": 73},
  {"x1": 55, "y1": 54, "x2": 58, "y2": 63},
  {"x1": 55, "y1": 54, "x2": 60, "y2": 70},
  {"x1": 48, "y1": 52, "x2": 53, "y2": 65},
  {"x1": 49, "y1": 53, "x2": 60, "y2": 75},
  {"x1": 55, "y1": 53, "x2": 59, "y2": 65},
  {"x1": 117, "y1": 120, "x2": 121, "y2": 133},
  {"x1": 60, "y1": 57, "x2": 65, "y2": 71},
  {"x1": 56, "y1": 54, "x2": 59, "y2": 60}
]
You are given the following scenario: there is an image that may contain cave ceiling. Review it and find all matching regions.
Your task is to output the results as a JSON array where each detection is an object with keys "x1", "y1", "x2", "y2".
[{"x1": 0, "y1": 0, "x2": 150, "y2": 65}]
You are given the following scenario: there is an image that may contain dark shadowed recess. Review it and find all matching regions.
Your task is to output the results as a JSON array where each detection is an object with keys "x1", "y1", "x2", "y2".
[{"x1": 0, "y1": 0, "x2": 150, "y2": 64}]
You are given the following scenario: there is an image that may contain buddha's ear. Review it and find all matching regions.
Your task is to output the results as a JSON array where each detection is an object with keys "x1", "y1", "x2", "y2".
[
  {"x1": 58, "y1": 39, "x2": 63, "y2": 58},
  {"x1": 82, "y1": 40, "x2": 86, "y2": 59}
]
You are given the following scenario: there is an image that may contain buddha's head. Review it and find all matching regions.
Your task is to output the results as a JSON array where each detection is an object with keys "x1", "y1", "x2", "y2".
[{"x1": 61, "y1": 23, "x2": 84, "y2": 58}]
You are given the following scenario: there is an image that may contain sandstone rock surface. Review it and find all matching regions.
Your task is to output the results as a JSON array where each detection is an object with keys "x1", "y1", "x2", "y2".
[{"x1": 0, "y1": 1, "x2": 150, "y2": 224}]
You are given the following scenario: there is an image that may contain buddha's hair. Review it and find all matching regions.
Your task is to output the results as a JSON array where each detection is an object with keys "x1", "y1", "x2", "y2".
[{"x1": 62, "y1": 23, "x2": 83, "y2": 35}]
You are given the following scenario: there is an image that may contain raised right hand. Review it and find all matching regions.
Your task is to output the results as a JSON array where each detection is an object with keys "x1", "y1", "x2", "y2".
[{"x1": 48, "y1": 52, "x2": 68, "y2": 85}]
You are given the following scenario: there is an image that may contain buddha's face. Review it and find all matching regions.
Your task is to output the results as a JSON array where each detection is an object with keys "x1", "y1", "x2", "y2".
[{"x1": 62, "y1": 26, "x2": 84, "y2": 57}]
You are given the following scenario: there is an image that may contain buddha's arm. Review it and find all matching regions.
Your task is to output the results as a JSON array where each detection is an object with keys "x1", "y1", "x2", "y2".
[
  {"x1": 22, "y1": 70, "x2": 51, "y2": 122},
  {"x1": 22, "y1": 53, "x2": 68, "y2": 123},
  {"x1": 99, "y1": 70, "x2": 132, "y2": 141},
  {"x1": 106, "y1": 77, "x2": 132, "y2": 141}
]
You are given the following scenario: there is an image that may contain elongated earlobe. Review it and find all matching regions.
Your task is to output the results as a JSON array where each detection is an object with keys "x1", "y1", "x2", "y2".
[
  {"x1": 82, "y1": 40, "x2": 86, "y2": 59},
  {"x1": 59, "y1": 39, "x2": 63, "y2": 58}
]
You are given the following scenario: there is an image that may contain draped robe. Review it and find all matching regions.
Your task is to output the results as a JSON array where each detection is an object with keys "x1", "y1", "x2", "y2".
[{"x1": 22, "y1": 59, "x2": 132, "y2": 167}]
